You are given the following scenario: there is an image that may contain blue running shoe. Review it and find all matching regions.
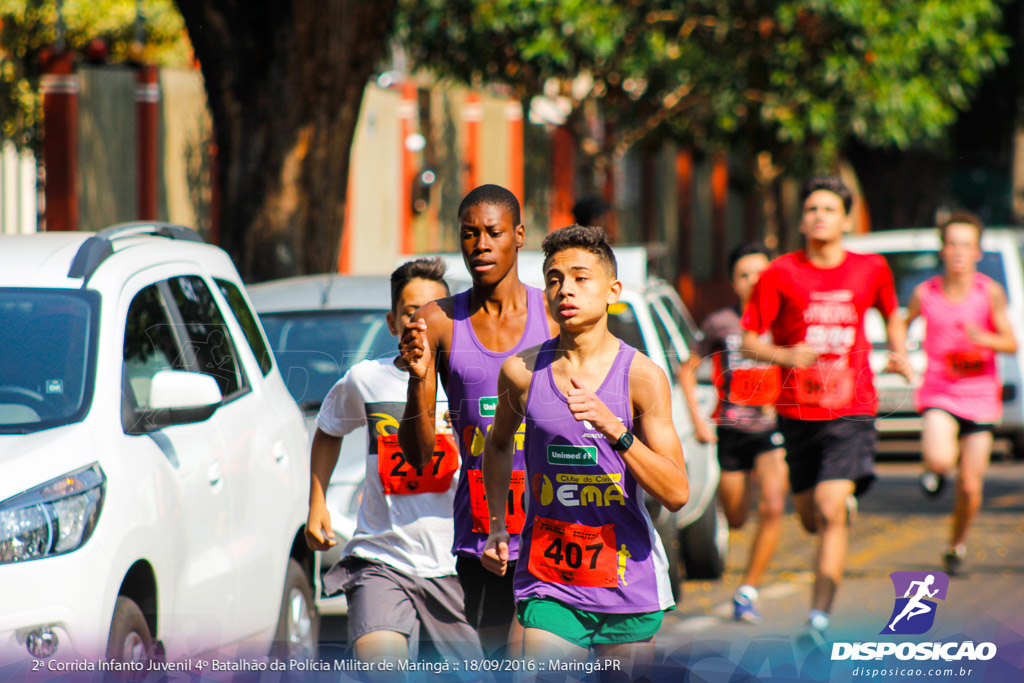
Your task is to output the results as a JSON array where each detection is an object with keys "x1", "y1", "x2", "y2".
[{"x1": 733, "y1": 592, "x2": 762, "y2": 623}]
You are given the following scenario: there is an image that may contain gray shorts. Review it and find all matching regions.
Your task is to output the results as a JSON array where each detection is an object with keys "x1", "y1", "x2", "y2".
[{"x1": 327, "y1": 556, "x2": 484, "y2": 662}]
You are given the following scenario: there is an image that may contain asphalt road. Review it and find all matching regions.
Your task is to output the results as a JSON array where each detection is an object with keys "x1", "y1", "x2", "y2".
[
  {"x1": 318, "y1": 459, "x2": 1024, "y2": 681},
  {"x1": 659, "y1": 459, "x2": 1024, "y2": 681}
]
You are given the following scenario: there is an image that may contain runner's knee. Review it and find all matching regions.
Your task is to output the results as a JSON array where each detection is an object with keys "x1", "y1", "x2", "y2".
[
  {"x1": 725, "y1": 506, "x2": 749, "y2": 529},
  {"x1": 956, "y1": 474, "x2": 984, "y2": 498},
  {"x1": 758, "y1": 495, "x2": 785, "y2": 521},
  {"x1": 814, "y1": 499, "x2": 848, "y2": 529}
]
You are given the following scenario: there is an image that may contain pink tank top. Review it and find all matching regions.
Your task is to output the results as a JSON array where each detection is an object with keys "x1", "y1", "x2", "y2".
[{"x1": 915, "y1": 273, "x2": 1001, "y2": 422}]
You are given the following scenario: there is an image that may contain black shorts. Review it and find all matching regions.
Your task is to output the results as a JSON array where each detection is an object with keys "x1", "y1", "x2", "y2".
[
  {"x1": 779, "y1": 416, "x2": 877, "y2": 496},
  {"x1": 456, "y1": 555, "x2": 517, "y2": 630},
  {"x1": 716, "y1": 426, "x2": 785, "y2": 472},
  {"x1": 922, "y1": 407, "x2": 996, "y2": 437}
]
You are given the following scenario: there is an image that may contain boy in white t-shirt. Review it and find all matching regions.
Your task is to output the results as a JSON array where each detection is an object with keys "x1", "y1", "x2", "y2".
[{"x1": 305, "y1": 258, "x2": 483, "y2": 665}]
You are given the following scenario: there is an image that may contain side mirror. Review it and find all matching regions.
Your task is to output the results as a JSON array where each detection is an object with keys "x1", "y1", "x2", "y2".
[
  {"x1": 149, "y1": 370, "x2": 222, "y2": 409},
  {"x1": 129, "y1": 370, "x2": 223, "y2": 433}
]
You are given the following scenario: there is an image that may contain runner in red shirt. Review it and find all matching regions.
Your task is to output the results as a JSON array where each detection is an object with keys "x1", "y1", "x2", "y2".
[{"x1": 741, "y1": 176, "x2": 913, "y2": 641}]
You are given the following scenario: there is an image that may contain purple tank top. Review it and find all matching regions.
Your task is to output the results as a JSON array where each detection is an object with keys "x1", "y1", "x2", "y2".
[
  {"x1": 447, "y1": 285, "x2": 550, "y2": 559},
  {"x1": 513, "y1": 338, "x2": 675, "y2": 613}
]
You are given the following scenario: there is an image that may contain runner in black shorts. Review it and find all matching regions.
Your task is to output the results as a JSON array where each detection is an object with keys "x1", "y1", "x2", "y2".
[
  {"x1": 927, "y1": 408, "x2": 995, "y2": 438},
  {"x1": 779, "y1": 416, "x2": 877, "y2": 497},
  {"x1": 456, "y1": 556, "x2": 518, "y2": 631},
  {"x1": 679, "y1": 242, "x2": 788, "y2": 623},
  {"x1": 904, "y1": 212, "x2": 1017, "y2": 574},
  {"x1": 399, "y1": 186, "x2": 559, "y2": 657},
  {"x1": 741, "y1": 177, "x2": 912, "y2": 640}
]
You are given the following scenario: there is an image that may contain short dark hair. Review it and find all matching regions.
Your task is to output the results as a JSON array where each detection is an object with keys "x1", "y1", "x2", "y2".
[
  {"x1": 541, "y1": 224, "x2": 617, "y2": 277},
  {"x1": 458, "y1": 184, "x2": 521, "y2": 226},
  {"x1": 571, "y1": 196, "x2": 610, "y2": 227},
  {"x1": 390, "y1": 257, "x2": 449, "y2": 313},
  {"x1": 939, "y1": 210, "x2": 984, "y2": 245},
  {"x1": 727, "y1": 241, "x2": 773, "y2": 277},
  {"x1": 801, "y1": 175, "x2": 853, "y2": 214}
]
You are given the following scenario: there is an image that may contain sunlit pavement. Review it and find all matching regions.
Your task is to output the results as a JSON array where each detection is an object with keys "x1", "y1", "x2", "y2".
[
  {"x1": 315, "y1": 460, "x2": 1024, "y2": 678},
  {"x1": 657, "y1": 459, "x2": 1024, "y2": 678}
]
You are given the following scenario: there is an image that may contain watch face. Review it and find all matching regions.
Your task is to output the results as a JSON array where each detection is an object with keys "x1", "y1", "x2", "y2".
[{"x1": 615, "y1": 431, "x2": 633, "y2": 451}]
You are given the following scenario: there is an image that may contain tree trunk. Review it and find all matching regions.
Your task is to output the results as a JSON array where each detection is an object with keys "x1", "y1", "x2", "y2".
[{"x1": 174, "y1": 0, "x2": 395, "y2": 281}]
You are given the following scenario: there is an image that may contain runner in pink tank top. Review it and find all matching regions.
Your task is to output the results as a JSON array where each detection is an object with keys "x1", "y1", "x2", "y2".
[
  {"x1": 905, "y1": 212, "x2": 1017, "y2": 575},
  {"x1": 914, "y1": 272, "x2": 1001, "y2": 422}
]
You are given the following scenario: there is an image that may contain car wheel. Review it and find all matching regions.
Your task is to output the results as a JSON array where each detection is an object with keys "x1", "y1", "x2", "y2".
[
  {"x1": 106, "y1": 596, "x2": 152, "y2": 664},
  {"x1": 270, "y1": 559, "x2": 319, "y2": 660},
  {"x1": 679, "y1": 500, "x2": 728, "y2": 580},
  {"x1": 1012, "y1": 434, "x2": 1024, "y2": 460}
]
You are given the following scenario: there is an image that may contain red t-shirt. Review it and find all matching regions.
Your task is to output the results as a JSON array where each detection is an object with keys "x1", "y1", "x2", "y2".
[{"x1": 740, "y1": 250, "x2": 897, "y2": 420}]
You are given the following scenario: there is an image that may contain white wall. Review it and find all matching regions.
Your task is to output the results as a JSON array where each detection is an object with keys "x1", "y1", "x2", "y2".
[{"x1": 0, "y1": 142, "x2": 37, "y2": 234}]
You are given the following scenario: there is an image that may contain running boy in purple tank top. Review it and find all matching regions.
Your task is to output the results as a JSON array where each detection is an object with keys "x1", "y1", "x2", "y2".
[
  {"x1": 398, "y1": 185, "x2": 558, "y2": 657},
  {"x1": 905, "y1": 211, "x2": 1017, "y2": 575},
  {"x1": 481, "y1": 225, "x2": 688, "y2": 673}
]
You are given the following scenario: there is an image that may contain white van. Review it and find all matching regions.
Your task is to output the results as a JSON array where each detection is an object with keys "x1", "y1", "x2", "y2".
[{"x1": 844, "y1": 228, "x2": 1024, "y2": 456}]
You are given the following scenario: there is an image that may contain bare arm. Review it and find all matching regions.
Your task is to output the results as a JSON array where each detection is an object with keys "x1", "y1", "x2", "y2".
[
  {"x1": 884, "y1": 306, "x2": 913, "y2": 381},
  {"x1": 622, "y1": 358, "x2": 689, "y2": 510},
  {"x1": 305, "y1": 428, "x2": 342, "y2": 551},
  {"x1": 677, "y1": 353, "x2": 716, "y2": 444},
  {"x1": 569, "y1": 357, "x2": 689, "y2": 511},
  {"x1": 480, "y1": 355, "x2": 531, "y2": 576},
  {"x1": 741, "y1": 330, "x2": 817, "y2": 368},
  {"x1": 967, "y1": 283, "x2": 1018, "y2": 354},
  {"x1": 397, "y1": 301, "x2": 447, "y2": 468}
]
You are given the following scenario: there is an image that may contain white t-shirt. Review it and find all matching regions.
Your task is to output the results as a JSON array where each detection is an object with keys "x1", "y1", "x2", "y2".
[{"x1": 317, "y1": 355, "x2": 457, "y2": 577}]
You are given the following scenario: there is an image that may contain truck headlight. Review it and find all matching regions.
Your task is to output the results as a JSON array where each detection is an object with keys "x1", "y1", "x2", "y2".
[{"x1": 0, "y1": 464, "x2": 105, "y2": 564}]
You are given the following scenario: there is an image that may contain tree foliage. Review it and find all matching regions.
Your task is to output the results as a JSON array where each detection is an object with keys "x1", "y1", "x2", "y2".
[
  {"x1": 399, "y1": 0, "x2": 1010, "y2": 169},
  {"x1": 0, "y1": 0, "x2": 191, "y2": 149}
]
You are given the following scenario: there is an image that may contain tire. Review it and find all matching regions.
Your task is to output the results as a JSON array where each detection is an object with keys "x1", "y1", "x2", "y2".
[
  {"x1": 1012, "y1": 434, "x2": 1024, "y2": 461},
  {"x1": 106, "y1": 596, "x2": 153, "y2": 664},
  {"x1": 270, "y1": 558, "x2": 319, "y2": 661},
  {"x1": 679, "y1": 500, "x2": 728, "y2": 580}
]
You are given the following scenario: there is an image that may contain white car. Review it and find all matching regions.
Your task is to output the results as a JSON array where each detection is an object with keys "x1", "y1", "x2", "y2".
[
  {"x1": 0, "y1": 224, "x2": 316, "y2": 666},
  {"x1": 844, "y1": 229, "x2": 1024, "y2": 456}
]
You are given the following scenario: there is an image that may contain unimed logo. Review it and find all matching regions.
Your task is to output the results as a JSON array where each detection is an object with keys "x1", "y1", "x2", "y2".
[
  {"x1": 547, "y1": 445, "x2": 598, "y2": 466},
  {"x1": 882, "y1": 571, "x2": 949, "y2": 635},
  {"x1": 479, "y1": 397, "x2": 497, "y2": 417}
]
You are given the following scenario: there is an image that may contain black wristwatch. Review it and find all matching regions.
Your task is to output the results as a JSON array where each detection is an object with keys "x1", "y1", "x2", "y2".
[{"x1": 611, "y1": 430, "x2": 634, "y2": 452}]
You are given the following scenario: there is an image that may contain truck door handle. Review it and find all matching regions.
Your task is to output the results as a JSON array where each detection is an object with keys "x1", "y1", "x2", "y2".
[{"x1": 208, "y1": 462, "x2": 223, "y2": 487}]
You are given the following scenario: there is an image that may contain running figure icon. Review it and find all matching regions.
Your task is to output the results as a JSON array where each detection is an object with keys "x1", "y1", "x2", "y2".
[{"x1": 887, "y1": 574, "x2": 939, "y2": 632}]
